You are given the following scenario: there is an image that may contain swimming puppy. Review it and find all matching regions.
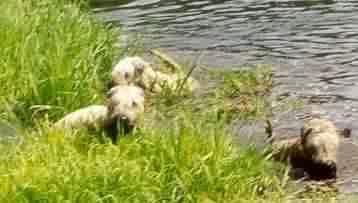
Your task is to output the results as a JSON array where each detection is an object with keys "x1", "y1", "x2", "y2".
[{"x1": 266, "y1": 118, "x2": 350, "y2": 180}]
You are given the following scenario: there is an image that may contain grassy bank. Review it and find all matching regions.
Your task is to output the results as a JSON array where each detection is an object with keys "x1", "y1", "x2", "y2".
[
  {"x1": 0, "y1": 0, "x2": 329, "y2": 202},
  {"x1": 0, "y1": 0, "x2": 117, "y2": 126},
  {"x1": 0, "y1": 116, "x2": 286, "y2": 202}
]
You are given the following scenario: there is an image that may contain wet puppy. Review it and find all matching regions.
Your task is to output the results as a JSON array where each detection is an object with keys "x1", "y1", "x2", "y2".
[
  {"x1": 54, "y1": 85, "x2": 145, "y2": 143},
  {"x1": 266, "y1": 118, "x2": 350, "y2": 180},
  {"x1": 111, "y1": 56, "x2": 157, "y2": 89},
  {"x1": 54, "y1": 105, "x2": 112, "y2": 136},
  {"x1": 106, "y1": 85, "x2": 145, "y2": 142},
  {"x1": 111, "y1": 56, "x2": 198, "y2": 93}
]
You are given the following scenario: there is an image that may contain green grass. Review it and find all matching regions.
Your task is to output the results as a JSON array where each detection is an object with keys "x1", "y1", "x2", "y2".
[
  {"x1": 0, "y1": 0, "x2": 341, "y2": 202},
  {"x1": 146, "y1": 64, "x2": 273, "y2": 127},
  {"x1": 0, "y1": 119, "x2": 287, "y2": 203},
  {"x1": 0, "y1": 0, "x2": 117, "y2": 127}
]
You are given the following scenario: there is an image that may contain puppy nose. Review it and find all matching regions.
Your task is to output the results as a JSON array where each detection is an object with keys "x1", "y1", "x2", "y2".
[
  {"x1": 120, "y1": 116, "x2": 128, "y2": 121},
  {"x1": 327, "y1": 161, "x2": 337, "y2": 178},
  {"x1": 118, "y1": 116, "x2": 130, "y2": 125}
]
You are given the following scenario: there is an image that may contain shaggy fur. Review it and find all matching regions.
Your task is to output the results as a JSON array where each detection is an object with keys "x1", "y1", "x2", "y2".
[
  {"x1": 54, "y1": 105, "x2": 109, "y2": 130},
  {"x1": 53, "y1": 105, "x2": 117, "y2": 141},
  {"x1": 266, "y1": 118, "x2": 350, "y2": 180},
  {"x1": 54, "y1": 85, "x2": 145, "y2": 143},
  {"x1": 106, "y1": 85, "x2": 145, "y2": 130},
  {"x1": 111, "y1": 56, "x2": 156, "y2": 88},
  {"x1": 111, "y1": 56, "x2": 198, "y2": 93}
]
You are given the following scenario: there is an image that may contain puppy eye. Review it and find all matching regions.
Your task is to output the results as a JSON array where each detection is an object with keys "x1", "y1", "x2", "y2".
[
  {"x1": 124, "y1": 72, "x2": 130, "y2": 79},
  {"x1": 135, "y1": 67, "x2": 144, "y2": 74},
  {"x1": 132, "y1": 101, "x2": 138, "y2": 107}
]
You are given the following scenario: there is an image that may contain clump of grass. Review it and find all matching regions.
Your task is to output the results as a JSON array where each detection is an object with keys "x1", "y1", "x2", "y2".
[
  {"x1": 146, "y1": 64, "x2": 273, "y2": 126},
  {"x1": 209, "y1": 64, "x2": 273, "y2": 121},
  {"x1": 0, "y1": 117, "x2": 286, "y2": 202},
  {"x1": 0, "y1": 0, "x2": 117, "y2": 127}
]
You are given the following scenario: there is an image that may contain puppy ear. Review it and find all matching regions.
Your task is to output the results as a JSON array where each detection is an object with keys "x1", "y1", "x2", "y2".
[
  {"x1": 105, "y1": 99, "x2": 114, "y2": 113},
  {"x1": 301, "y1": 127, "x2": 313, "y2": 144},
  {"x1": 106, "y1": 87, "x2": 117, "y2": 99},
  {"x1": 339, "y1": 128, "x2": 351, "y2": 138},
  {"x1": 106, "y1": 81, "x2": 113, "y2": 91},
  {"x1": 105, "y1": 92, "x2": 117, "y2": 114}
]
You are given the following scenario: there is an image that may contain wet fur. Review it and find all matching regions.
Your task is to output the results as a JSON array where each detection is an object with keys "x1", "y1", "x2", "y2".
[
  {"x1": 54, "y1": 105, "x2": 117, "y2": 142},
  {"x1": 54, "y1": 85, "x2": 145, "y2": 143},
  {"x1": 266, "y1": 118, "x2": 350, "y2": 180},
  {"x1": 54, "y1": 105, "x2": 109, "y2": 130},
  {"x1": 106, "y1": 85, "x2": 145, "y2": 126}
]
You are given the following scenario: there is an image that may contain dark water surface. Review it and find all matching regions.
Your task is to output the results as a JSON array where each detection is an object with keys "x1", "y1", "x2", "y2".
[{"x1": 91, "y1": 0, "x2": 358, "y2": 193}]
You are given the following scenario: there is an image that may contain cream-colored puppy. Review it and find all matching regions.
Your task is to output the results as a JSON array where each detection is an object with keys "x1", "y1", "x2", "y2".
[
  {"x1": 111, "y1": 56, "x2": 198, "y2": 93},
  {"x1": 54, "y1": 105, "x2": 108, "y2": 130},
  {"x1": 111, "y1": 56, "x2": 156, "y2": 89},
  {"x1": 54, "y1": 85, "x2": 145, "y2": 143},
  {"x1": 106, "y1": 85, "x2": 145, "y2": 134}
]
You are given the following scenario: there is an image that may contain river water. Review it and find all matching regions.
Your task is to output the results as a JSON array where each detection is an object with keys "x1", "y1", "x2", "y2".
[{"x1": 91, "y1": 0, "x2": 358, "y2": 193}]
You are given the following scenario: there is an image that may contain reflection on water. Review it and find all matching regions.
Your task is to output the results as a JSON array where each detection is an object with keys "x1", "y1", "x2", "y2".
[{"x1": 92, "y1": 0, "x2": 358, "y2": 192}]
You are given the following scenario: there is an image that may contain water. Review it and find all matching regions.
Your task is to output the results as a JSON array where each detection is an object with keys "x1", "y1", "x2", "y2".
[
  {"x1": 92, "y1": 0, "x2": 358, "y2": 124},
  {"x1": 91, "y1": 0, "x2": 358, "y2": 192}
]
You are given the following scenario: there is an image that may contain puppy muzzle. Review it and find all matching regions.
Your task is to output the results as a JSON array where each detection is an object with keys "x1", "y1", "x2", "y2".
[
  {"x1": 117, "y1": 116, "x2": 134, "y2": 134},
  {"x1": 307, "y1": 160, "x2": 337, "y2": 180}
]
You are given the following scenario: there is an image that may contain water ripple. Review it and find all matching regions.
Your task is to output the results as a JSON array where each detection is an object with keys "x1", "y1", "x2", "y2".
[{"x1": 93, "y1": 0, "x2": 358, "y2": 135}]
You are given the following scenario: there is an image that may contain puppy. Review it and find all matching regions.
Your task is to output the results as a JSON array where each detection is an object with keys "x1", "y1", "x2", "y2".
[
  {"x1": 111, "y1": 56, "x2": 157, "y2": 88},
  {"x1": 54, "y1": 85, "x2": 145, "y2": 143},
  {"x1": 106, "y1": 85, "x2": 145, "y2": 142},
  {"x1": 266, "y1": 118, "x2": 350, "y2": 180},
  {"x1": 111, "y1": 56, "x2": 198, "y2": 93},
  {"x1": 54, "y1": 105, "x2": 113, "y2": 137}
]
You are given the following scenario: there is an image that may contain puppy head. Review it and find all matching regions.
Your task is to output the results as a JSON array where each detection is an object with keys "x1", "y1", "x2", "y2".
[
  {"x1": 300, "y1": 118, "x2": 340, "y2": 179},
  {"x1": 106, "y1": 85, "x2": 145, "y2": 134},
  {"x1": 111, "y1": 57, "x2": 151, "y2": 86},
  {"x1": 130, "y1": 56, "x2": 154, "y2": 84}
]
